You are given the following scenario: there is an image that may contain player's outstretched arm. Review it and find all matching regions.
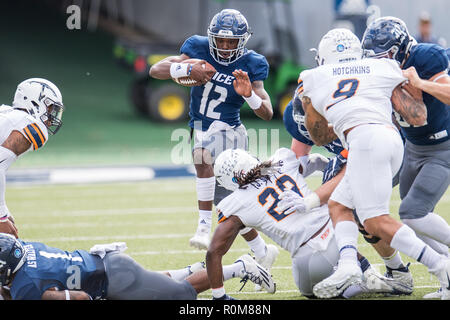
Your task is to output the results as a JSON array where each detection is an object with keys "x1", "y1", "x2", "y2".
[
  {"x1": 391, "y1": 83, "x2": 427, "y2": 126},
  {"x1": 42, "y1": 288, "x2": 91, "y2": 300},
  {"x1": 206, "y1": 216, "x2": 243, "y2": 295},
  {"x1": 302, "y1": 96, "x2": 337, "y2": 146},
  {"x1": 233, "y1": 70, "x2": 273, "y2": 120},
  {"x1": 403, "y1": 66, "x2": 450, "y2": 105},
  {"x1": 0, "y1": 131, "x2": 30, "y2": 237}
]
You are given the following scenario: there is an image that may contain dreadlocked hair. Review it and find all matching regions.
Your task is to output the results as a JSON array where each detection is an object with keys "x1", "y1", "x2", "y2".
[{"x1": 234, "y1": 160, "x2": 283, "y2": 189}]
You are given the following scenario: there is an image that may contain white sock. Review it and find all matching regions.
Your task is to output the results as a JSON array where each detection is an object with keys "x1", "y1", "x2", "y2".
[
  {"x1": 222, "y1": 262, "x2": 243, "y2": 281},
  {"x1": 167, "y1": 267, "x2": 191, "y2": 281},
  {"x1": 403, "y1": 213, "x2": 450, "y2": 246},
  {"x1": 198, "y1": 210, "x2": 212, "y2": 228},
  {"x1": 335, "y1": 221, "x2": 359, "y2": 263},
  {"x1": 417, "y1": 234, "x2": 449, "y2": 257},
  {"x1": 382, "y1": 250, "x2": 405, "y2": 270},
  {"x1": 246, "y1": 235, "x2": 267, "y2": 260},
  {"x1": 390, "y1": 225, "x2": 442, "y2": 270}
]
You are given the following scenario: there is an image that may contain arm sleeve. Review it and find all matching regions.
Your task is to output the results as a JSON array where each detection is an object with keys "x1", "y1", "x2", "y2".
[{"x1": 0, "y1": 146, "x2": 17, "y2": 219}]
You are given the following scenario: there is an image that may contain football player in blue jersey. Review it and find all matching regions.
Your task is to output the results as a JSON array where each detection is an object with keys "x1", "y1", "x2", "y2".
[
  {"x1": 150, "y1": 9, "x2": 277, "y2": 272},
  {"x1": 362, "y1": 16, "x2": 450, "y2": 299},
  {"x1": 0, "y1": 233, "x2": 273, "y2": 300},
  {"x1": 282, "y1": 89, "x2": 414, "y2": 296}
]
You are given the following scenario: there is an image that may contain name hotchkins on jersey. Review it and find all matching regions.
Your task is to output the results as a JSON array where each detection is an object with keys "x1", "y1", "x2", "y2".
[{"x1": 332, "y1": 65, "x2": 371, "y2": 76}]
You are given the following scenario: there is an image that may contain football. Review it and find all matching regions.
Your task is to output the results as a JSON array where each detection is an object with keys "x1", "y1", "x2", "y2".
[{"x1": 172, "y1": 59, "x2": 216, "y2": 87}]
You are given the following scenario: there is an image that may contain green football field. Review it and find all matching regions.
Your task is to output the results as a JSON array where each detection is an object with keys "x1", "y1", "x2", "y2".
[{"x1": 7, "y1": 175, "x2": 448, "y2": 300}]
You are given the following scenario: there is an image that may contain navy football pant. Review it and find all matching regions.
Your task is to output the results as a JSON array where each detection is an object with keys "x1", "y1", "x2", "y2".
[{"x1": 399, "y1": 139, "x2": 450, "y2": 219}]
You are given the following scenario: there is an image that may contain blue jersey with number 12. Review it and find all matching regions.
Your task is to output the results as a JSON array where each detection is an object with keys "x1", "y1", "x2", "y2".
[{"x1": 181, "y1": 35, "x2": 269, "y2": 131}]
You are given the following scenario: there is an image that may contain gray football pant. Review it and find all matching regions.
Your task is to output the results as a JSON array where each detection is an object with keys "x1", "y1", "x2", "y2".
[
  {"x1": 398, "y1": 139, "x2": 450, "y2": 219},
  {"x1": 103, "y1": 252, "x2": 197, "y2": 300},
  {"x1": 291, "y1": 236, "x2": 340, "y2": 297},
  {"x1": 192, "y1": 124, "x2": 248, "y2": 205}
]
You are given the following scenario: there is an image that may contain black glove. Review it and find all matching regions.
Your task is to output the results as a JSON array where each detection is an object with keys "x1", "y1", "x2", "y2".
[{"x1": 322, "y1": 152, "x2": 347, "y2": 184}]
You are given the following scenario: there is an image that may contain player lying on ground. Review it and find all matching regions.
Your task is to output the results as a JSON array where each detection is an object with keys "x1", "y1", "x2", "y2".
[
  {"x1": 207, "y1": 148, "x2": 406, "y2": 299},
  {"x1": 0, "y1": 233, "x2": 273, "y2": 300}
]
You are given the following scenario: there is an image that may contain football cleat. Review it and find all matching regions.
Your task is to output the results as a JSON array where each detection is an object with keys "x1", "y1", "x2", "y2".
[
  {"x1": 236, "y1": 254, "x2": 276, "y2": 294},
  {"x1": 430, "y1": 258, "x2": 450, "y2": 300},
  {"x1": 189, "y1": 224, "x2": 210, "y2": 250},
  {"x1": 187, "y1": 261, "x2": 206, "y2": 276},
  {"x1": 361, "y1": 265, "x2": 413, "y2": 295},
  {"x1": 254, "y1": 244, "x2": 279, "y2": 291},
  {"x1": 384, "y1": 263, "x2": 414, "y2": 295},
  {"x1": 313, "y1": 260, "x2": 363, "y2": 299},
  {"x1": 423, "y1": 288, "x2": 442, "y2": 299}
]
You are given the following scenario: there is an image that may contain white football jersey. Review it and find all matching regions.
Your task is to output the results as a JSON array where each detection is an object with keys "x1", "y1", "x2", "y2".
[
  {"x1": 0, "y1": 105, "x2": 48, "y2": 152},
  {"x1": 299, "y1": 58, "x2": 406, "y2": 146},
  {"x1": 216, "y1": 148, "x2": 330, "y2": 256}
]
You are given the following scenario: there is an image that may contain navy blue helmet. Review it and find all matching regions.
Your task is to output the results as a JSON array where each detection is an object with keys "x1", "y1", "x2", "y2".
[
  {"x1": 291, "y1": 85, "x2": 311, "y2": 140},
  {"x1": 207, "y1": 9, "x2": 252, "y2": 65},
  {"x1": 0, "y1": 233, "x2": 27, "y2": 286},
  {"x1": 362, "y1": 16, "x2": 414, "y2": 67}
]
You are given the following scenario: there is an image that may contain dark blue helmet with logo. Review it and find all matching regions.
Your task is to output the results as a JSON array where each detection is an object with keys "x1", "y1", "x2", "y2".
[
  {"x1": 0, "y1": 233, "x2": 27, "y2": 286},
  {"x1": 362, "y1": 16, "x2": 414, "y2": 67},
  {"x1": 207, "y1": 9, "x2": 252, "y2": 65}
]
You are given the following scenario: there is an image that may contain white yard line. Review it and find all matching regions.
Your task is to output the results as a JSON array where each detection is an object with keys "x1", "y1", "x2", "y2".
[{"x1": 20, "y1": 206, "x2": 198, "y2": 217}]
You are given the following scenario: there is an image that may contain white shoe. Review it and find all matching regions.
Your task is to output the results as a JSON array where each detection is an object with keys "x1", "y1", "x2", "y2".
[
  {"x1": 189, "y1": 224, "x2": 210, "y2": 250},
  {"x1": 236, "y1": 254, "x2": 276, "y2": 294},
  {"x1": 313, "y1": 260, "x2": 363, "y2": 299},
  {"x1": 384, "y1": 263, "x2": 414, "y2": 295},
  {"x1": 360, "y1": 265, "x2": 414, "y2": 295},
  {"x1": 187, "y1": 261, "x2": 205, "y2": 275},
  {"x1": 431, "y1": 259, "x2": 450, "y2": 300},
  {"x1": 254, "y1": 244, "x2": 279, "y2": 291},
  {"x1": 423, "y1": 288, "x2": 442, "y2": 299}
]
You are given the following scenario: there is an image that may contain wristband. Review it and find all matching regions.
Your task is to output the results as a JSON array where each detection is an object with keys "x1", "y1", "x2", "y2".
[
  {"x1": 304, "y1": 192, "x2": 320, "y2": 211},
  {"x1": 65, "y1": 290, "x2": 70, "y2": 300},
  {"x1": 212, "y1": 286, "x2": 226, "y2": 299},
  {"x1": 0, "y1": 215, "x2": 8, "y2": 223},
  {"x1": 244, "y1": 90, "x2": 262, "y2": 110},
  {"x1": 170, "y1": 63, "x2": 192, "y2": 78}
]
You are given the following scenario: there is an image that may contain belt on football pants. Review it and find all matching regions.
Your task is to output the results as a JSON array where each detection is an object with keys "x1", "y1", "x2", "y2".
[{"x1": 299, "y1": 217, "x2": 331, "y2": 248}]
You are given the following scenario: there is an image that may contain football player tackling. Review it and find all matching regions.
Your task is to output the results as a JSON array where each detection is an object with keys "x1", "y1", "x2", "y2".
[
  {"x1": 363, "y1": 17, "x2": 450, "y2": 299},
  {"x1": 286, "y1": 28, "x2": 450, "y2": 300}
]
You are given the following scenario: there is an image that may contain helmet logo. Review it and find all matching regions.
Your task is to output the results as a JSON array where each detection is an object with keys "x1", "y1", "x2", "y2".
[
  {"x1": 336, "y1": 44, "x2": 345, "y2": 52},
  {"x1": 13, "y1": 248, "x2": 22, "y2": 258}
]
